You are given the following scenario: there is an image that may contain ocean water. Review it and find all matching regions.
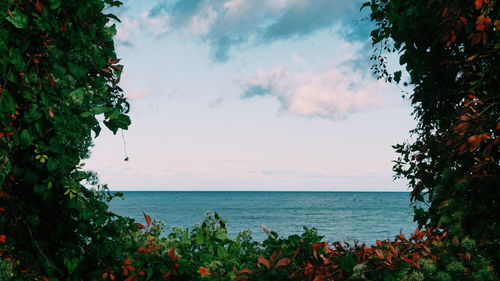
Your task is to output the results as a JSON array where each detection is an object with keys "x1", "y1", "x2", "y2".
[{"x1": 109, "y1": 191, "x2": 418, "y2": 244}]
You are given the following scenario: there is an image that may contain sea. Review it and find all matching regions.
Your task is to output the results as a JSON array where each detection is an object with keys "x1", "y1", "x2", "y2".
[{"x1": 109, "y1": 191, "x2": 418, "y2": 244}]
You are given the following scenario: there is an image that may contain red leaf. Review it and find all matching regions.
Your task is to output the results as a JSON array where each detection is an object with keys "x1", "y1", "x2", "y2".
[
  {"x1": 239, "y1": 269, "x2": 251, "y2": 274},
  {"x1": 135, "y1": 223, "x2": 145, "y2": 229},
  {"x1": 198, "y1": 267, "x2": 210, "y2": 276},
  {"x1": 403, "y1": 257, "x2": 415, "y2": 265},
  {"x1": 143, "y1": 212, "x2": 152, "y2": 228},
  {"x1": 475, "y1": 0, "x2": 483, "y2": 9},
  {"x1": 275, "y1": 258, "x2": 291, "y2": 268},
  {"x1": 312, "y1": 242, "x2": 324, "y2": 259},
  {"x1": 468, "y1": 135, "x2": 483, "y2": 151},
  {"x1": 257, "y1": 256, "x2": 270, "y2": 270},
  {"x1": 35, "y1": 0, "x2": 44, "y2": 13},
  {"x1": 48, "y1": 107, "x2": 54, "y2": 118},
  {"x1": 270, "y1": 249, "x2": 281, "y2": 263}
]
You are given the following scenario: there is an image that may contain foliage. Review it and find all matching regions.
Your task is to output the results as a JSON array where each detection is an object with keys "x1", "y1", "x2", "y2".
[
  {"x1": 1, "y1": 0, "x2": 498, "y2": 280},
  {"x1": 0, "y1": 0, "x2": 136, "y2": 279},
  {"x1": 101, "y1": 214, "x2": 495, "y2": 281},
  {"x1": 364, "y1": 0, "x2": 499, "y2": 268}
]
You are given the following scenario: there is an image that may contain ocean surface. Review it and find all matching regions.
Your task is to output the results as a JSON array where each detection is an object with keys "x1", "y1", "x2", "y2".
[{"x1": 109, "y1": 191, "x2": 418, "y2": 244}]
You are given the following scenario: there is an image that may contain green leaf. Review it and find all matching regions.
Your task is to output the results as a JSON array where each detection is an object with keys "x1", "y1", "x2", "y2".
[
  {"x1": 105, "y1": 24, "x2": 117, "y2": 37},
  {"x1": 63, "y1": 257, "x2": 79, "y2": 274},
  {"x1": 103, "y1": 114, "x2": 131, "y2": 133},
  {"x1": 0, "y1": 89, "x2": 16, "y2": 114},
  {"x1": 217, "y1": 245, "x2": 228, "y2": 258},
  {"x1": 104, "y1": 108, "x2": 120, "y2": 119},
  {"x1": 360, "y1": 2, "x2": 371, "y2": 11},
  {"x1": 196, "y1": 231, "x2": 205, "y2": 244},
  {"x1": 5, "y1": 10, "x2": 29, "y2": 29},
  {"x1": 20, "y1": 130, "x2": 33, "y2": 146},
  {"x1": 91, "y1": 106, "x2": 113, "y2": 115},
  {"x1": 394, "y1": 71, "x2": 402, "y2": 83},
  {"x1": 48, "y1": 0, "x2": 62, "y2": 10},
  {"x1": 34, "y1": 184, "x2": 47, "y2": 196},
  {"x1": 47, "y1": 158, "x2": 59, "y2": 171},
  {"x1": 52, "y1": 63, "x2": 66, "y2": 76},
  {"x1": 68, "y1": 63, "x2": 88, "y2": 79},
  {"x1": 105, "y1": 13, "x2": 121, "y2": 22},
  {"x1": 181, "y1": 230, "x2": 189, "y2": 244}
]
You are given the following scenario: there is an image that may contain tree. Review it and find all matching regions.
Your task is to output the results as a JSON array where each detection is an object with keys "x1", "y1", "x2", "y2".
[
  {"x1": 365, "y1": 0, "x2": 499, "y2": 266},
  {"x1": 0, "y1": 0, "x2": 135, "y2": 279}
]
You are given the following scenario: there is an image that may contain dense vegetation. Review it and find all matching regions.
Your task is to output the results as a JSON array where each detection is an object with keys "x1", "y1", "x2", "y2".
[
  {"x1": 366, "y1": 0, "x2": 499, "y2": 268},
  {"x1": 0, "y1": 0, "x2": 497, "y2": 280}
]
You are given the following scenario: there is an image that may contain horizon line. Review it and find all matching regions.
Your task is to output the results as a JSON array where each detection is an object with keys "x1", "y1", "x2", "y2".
[{"x1": 108, "y1": 189, "x2": 411, "y2": 192}]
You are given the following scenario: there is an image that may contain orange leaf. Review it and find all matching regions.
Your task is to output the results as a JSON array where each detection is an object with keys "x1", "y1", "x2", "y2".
[
  {"x1": 403, "y1": 257, "x2": 415, "y2": 265},
  {"x1": 468, "y1": 135, "x2": 484, "y2": 151},
  {"x1": 458, "y1": 142, "x2": 467, "y2": 155},
  {"x1": 374, "y1": 249, "x2": 384, "y2": 259},
  {"x1": 143, "y1": 212, "x2": 152, "y2": 228},
  {"x1": 198, "y1": 267, "x2": 210, "y2": 276},
  {"x1": 476, "y1": 15, "x2": 492, "y2": 31},
  {"x1": 313, "y1": 274, "x2": 323, "y2": 281},
  {"x1": 275, "y1": 258, "x2": 291, "y2": 268},
  {"x1": 312, "y1": 242, "x2": 324, "y2": 259},
  {"x1": 270, "y1": 249, "x2": 281, "y2": 263},
  {"x1": 162, "y1": 270, "x2": 172, "y2": 278},
  {"x1": 495, "y1": 20, "x2": 500, "y2": 30},
  {"x1": 35, "y1": 0, "x2": 44, "y2": 13},
  {"x1": 257, "y1": 256, "x2": 270, "y2": 270},
  {"x1": 48, "y1": 107, "x2": 54, "y2": 118},
  {"x1": 239, "y1": 269, "x2": 251, "y2": 274},
  {"x1": 475, "y1": 0, "x2": 483, "y2": 9}
]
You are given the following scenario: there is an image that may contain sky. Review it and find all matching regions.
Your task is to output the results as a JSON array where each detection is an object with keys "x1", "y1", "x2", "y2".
[{"x1": 84, "y1": 0, "x2": 416, "y2": 191}]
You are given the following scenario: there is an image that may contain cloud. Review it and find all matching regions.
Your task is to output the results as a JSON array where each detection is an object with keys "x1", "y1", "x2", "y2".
[
  {"x1": 126, "y1": 88, "x2": 156, "y2": 99},
  {"x1": 115, "y1": 12, "x2": 170, "y2": 46},
  {"x1": 145, "y1": 0, "x2": 369, "y2": 61},
  {"x1": 241, "y1": 60, "x2": 385, "y2": 120}
]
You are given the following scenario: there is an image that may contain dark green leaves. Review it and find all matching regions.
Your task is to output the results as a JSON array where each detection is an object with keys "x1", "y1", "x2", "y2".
[
  {"x1": 393, "y1": 71, "x2": 402, "y2": 83},
  {"x1": 5, "y1": 9, "x2": 29, "y2": 29},
  {"x1": 48, "y1": 0, "x2": 62, "y2": 10},
  {"x1": 0, "y1": 89, "x2": 15, "y2": 114},
  {"x1": 68, "y1": 63, "x2": 88, "y2": 79},
  {"x1": 103, "y1": 114, "x2": 131, "y2": 134},
  {"x1": 0, "y1": 0, "x2": 134, "y2": 279},
  {"x1": 63, "y1": 257, "x2": 79, "y2": 274}
]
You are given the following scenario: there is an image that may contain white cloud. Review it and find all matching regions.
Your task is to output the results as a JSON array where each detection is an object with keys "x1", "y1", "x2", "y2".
[
  {"x1": 242, "y1": 57, "x2": 385, "y2": 119},
  {"x1": 115, "y1": 12, "x2": 170, "y2": 46},
  {"x1": 126, "y1": 88, "x2": 156, "y2": 99}
]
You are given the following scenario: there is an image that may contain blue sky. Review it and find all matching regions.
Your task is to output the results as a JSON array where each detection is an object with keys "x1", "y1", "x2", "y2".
[{"x1": 85, "y1": 0, "x2": 415, "y2": 191}]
